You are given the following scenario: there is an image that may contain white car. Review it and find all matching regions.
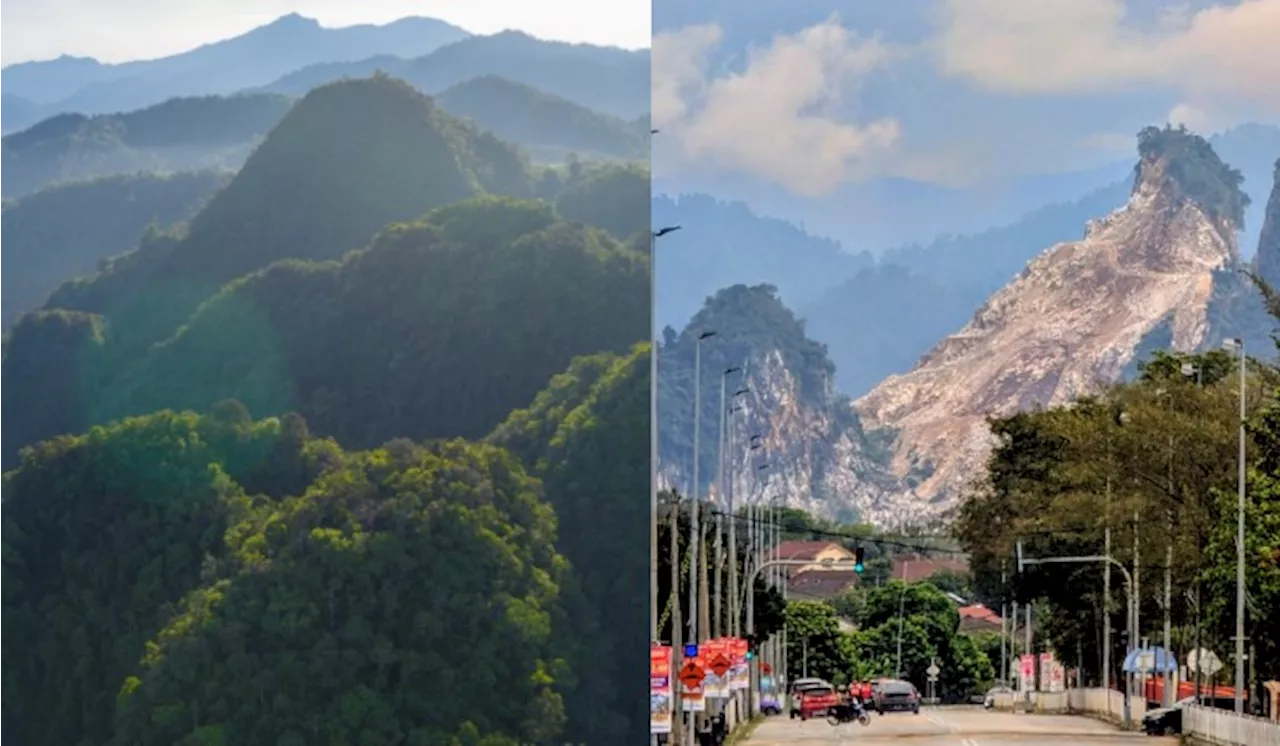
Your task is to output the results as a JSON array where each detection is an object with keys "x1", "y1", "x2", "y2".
[{"x1": 983, "y1": 685, "x2": 1014, "y2": 709}]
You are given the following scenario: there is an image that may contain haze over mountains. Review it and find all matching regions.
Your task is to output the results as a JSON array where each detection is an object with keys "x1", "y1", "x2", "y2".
[{"x1": 2, "y1": 15, "x2": 650, "y2": 134}]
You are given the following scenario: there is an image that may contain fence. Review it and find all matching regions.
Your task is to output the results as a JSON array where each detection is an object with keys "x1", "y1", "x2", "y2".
[
  {"x1": 1183, "y1": 704, "x2": 1280, "y2": 746},
  {"x1": 1063, "y1": 688, "x2": 1280, "y2": 746}
]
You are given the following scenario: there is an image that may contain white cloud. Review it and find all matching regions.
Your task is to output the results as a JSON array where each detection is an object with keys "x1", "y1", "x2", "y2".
[
  {"x1": 934, "y1": 0, "x2": 1280, "y2": 116},
  {"x1": 651, "y1": 23, "x2": 722, "y2": 129},
  {"x1": 653, "y1": 17, "x2": 903, "y2": 196},
  {"x1": 1166, "y1": 102, "x2": 1217, "y2": 133}
]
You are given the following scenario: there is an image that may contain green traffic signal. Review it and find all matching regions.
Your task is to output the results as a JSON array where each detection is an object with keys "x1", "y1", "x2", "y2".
[{"x1": 854, "y1": 547, "x2": 865, "y2": 573}]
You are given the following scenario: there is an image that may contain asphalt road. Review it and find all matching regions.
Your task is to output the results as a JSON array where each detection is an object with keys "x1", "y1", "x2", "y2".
[{"x1": 739, "y1": 706, "x2": 1174, "y2": 745}]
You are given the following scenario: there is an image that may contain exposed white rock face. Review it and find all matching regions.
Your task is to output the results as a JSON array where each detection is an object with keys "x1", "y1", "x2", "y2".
[
  {"x1": 660, "y1": 349, "x2": 925, "y2": 530},
  {"x1": 854, "y1": 159, "x2": 1237, "y2": 508}
]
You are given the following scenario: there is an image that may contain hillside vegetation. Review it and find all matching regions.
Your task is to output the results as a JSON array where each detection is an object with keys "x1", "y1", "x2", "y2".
[{"x1": 1, "y1": 170, "x2": 229, "y2": 327}]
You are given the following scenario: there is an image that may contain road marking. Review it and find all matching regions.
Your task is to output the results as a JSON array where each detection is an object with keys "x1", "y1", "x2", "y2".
[{"x1": 960, "y1": 739, "x2": 980, "y2": 746}]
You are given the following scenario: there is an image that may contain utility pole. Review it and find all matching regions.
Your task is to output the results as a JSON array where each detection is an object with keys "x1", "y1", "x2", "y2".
[
  {"x1": 1001, "y1": 566, "x2": 1008, "y2": 686},
  {"x1": 669, "y1": 495, "x2": 684, "y2": 744},
  {"x1": 1223, "y1": 337, "x2": 1247, "y2": 715},
  {"x1": 1017, "y1": 545, "x2": 1136, "y2": 727},
  {"x1": 1163, "y1": 430, "x2": 1174, "y2": 708},
  {"x1": 1104, "y1": 437, "x2": 1113, "y2": 691}
]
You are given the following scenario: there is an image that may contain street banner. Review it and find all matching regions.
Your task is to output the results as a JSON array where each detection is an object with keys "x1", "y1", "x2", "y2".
[
  {"x1": 1019, "y1": 654, "x2": 1035, "y2": 690},
  {"x1": 650, "y1": 645, "x2": 673, "y2": 734},
  {"x1": 1039, "y1": 653, "x2": 1055, "y2": 692},
  {"x1": 680, "y1": 653, "x2": 706, "y2": 712},
  {"x1": 1049, "y1": 662, "x2": 1065, "y2": 693},
  {"x1": 703, "y1": 638, "x2": 730, "y2": 699},
  {"x1": 729, "y1": 637, "x2": 749, "y2": 691}
]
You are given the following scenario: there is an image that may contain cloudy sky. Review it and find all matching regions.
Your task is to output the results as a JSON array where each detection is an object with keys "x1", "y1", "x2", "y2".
[
  {"x1": 1, "y1": 0, "x2": 651, "y2": 65},
  {"x1": 652, "y1": 0, "x2": 1280, "y2": 195}
]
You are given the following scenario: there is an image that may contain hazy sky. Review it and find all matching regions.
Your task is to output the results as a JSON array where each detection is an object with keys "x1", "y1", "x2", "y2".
[
  {"x1": 1, "y1": 0, "x2": 651, "y2": 65},
  {"x1": 652, "y1": 0, "x2": 1279, "y2": 192}
]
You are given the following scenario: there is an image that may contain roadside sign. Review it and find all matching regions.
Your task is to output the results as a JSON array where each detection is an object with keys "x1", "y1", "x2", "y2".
[
  {"x1": 710, "y1": 652, "x2": 732, "y2": 678},
  {"x1": 926, "y1": 662, "x2": 940, "y2": 678},
  {"x1": 679, "y1": 660, "x2": 706, "y2": 689},
  {"x1": 762, "y1": 662, "x2": 773, "y2": 674}
]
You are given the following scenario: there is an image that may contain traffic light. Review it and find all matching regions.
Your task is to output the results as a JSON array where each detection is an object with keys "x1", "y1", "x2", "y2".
[
  {"x1": 854, "y1": 547, "x2": 865, "y2": 574},
  {"x1": 746, "y1": 650, "x2": 754, "y2": 660}
]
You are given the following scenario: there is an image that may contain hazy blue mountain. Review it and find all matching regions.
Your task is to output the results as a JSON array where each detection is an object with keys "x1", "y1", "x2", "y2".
[
  {"x1": 1, "y1": 14, "x2": 469, "y2": 117},
  {"x1": 652, "y1": 194, "x2": 873, "y2": 331},
  {"x1": 1, "y1": 93, "x2": 43, "y2": 133},
  {"x1": 2, "y1": 93, "x2": 293, "y2": 197},
  {"x1": 437, "y1": 76, "x2": 645, "y2": 162},
  {"x1": 259, "y1": 31, "x2": 650, "y2": 120}
]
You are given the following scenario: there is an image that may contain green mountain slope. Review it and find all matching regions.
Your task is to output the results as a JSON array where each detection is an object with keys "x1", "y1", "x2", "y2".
[
  {"x1": 1, "y1": 170, "x2": 229, "y2": 328},
  {"x1": 45, "y1": 74, "x2": 531, "y2": 358},
  {"x1": 438, "y1": 75, "x2": 645, "y2": 161},
  {"x1": 489, "y1": 345, "x2": 648, "y2": 742}
]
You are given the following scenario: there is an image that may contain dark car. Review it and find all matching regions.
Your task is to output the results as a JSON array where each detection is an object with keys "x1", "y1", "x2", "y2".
[
  {"x1": 1142, "y1": 696, "x2": 1236, "y2": 736},
  {"x1": 873, "y1": 680, "x2": 921, "y2": 714}
]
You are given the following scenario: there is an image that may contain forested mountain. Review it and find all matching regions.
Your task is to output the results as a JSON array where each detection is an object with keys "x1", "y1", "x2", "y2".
[
  {"x1": 38, "y1": 75, "x2": 528, "y2": 358},
  {"x1": 1, "y1": 170, "x2": 228, "y2": 328},
  {"x1": 2, "y1": 343, "x2": 648, "y2": 744},
  {"x1": 5, "y1": 75, "x2": 645, "y2": 198},
  {"x1": 1, "y1": 93, "x2": 292, "y2": 197},
  {"x1": 260, "y1": 31, "x2": 650, "y2": 120},
  {"x1": 0, "y1": 14, "x2": 469, "y2": 123},
  {"x1": 438, "y1": 75, "x2": 646, "y2": 162}
]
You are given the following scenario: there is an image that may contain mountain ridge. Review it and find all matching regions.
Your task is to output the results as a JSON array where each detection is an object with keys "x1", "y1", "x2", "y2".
[
  {"x1": 1, "y1": 14, "x2": 470, "y2": 119},
  {"x1": 854, "y1": 126, "x2": 1254, "y2": 513}
]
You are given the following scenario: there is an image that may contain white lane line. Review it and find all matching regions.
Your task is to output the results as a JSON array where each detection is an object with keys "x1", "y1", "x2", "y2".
[{"x1": 960, "y1": 739, "x2": 980, "y2": 746}]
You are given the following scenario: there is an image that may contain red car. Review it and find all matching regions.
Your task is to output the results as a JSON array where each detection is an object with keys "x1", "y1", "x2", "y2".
[{"x1": 798, "y1": 686, "x2": 840, "y2": 720}]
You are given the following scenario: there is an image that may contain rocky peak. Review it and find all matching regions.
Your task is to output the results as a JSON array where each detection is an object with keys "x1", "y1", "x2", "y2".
[
  {"x1": 657, "y1": 284, "x2": 921, "y2": 528},
  {"x1": 855, "y1": 128, "x2": 1242, "y2": 508},
  {"x1": 1254, "y1": 159, "x2": 1280, "y2": 289}
]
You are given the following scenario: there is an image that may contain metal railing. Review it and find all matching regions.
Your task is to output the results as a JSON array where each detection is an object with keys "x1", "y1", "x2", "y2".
[{"x1": 1184, "y1": 704, "x2": 1280, "y2": 746}]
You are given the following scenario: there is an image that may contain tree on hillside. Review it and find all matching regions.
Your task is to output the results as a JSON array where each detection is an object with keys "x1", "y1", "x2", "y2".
[{"x1": 111, "y1": 439, "x2": 568, "y2": 746}]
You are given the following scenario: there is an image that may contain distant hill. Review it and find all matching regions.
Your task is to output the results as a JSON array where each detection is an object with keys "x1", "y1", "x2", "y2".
[
  {"x1": 0, "y1": 14, "x2": 469, "y2": 119},
  {"x1": 1, "y1": 93, "x2": 293, "y2": 197},
  {"x1": 1, "y1": 170, "x2": 228, "y2": 329},
  {"x1": 260, "y1": 31, "x2": 650, "y2": 120},
  {"x1": 41, "y1": 75, "x2": 530, "y2": 358},
  {"x1": 437, "y1": 75, "x2": 646, "y2": 162}
]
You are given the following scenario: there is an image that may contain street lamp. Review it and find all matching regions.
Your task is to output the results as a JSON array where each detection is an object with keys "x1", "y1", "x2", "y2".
[
  {"x1": 1222, "y1": 337, "x2": 1247, "y2": 715},
  {"x1": 713, "y1": 366, "x2": 743, "y2": 638},
  {"x1": 650, "y1": 226, "x2": 681, "y2": 649},
  {"x1": 690, "y1": 330, "x2": 717, "y2": 648},
  {"x1": 1181, "y1": 362, "x2": 1207, "y2": 705}
]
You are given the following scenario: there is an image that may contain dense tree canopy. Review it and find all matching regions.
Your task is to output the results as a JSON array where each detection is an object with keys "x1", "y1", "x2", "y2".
[
  {"x1": 1135, "y1": 124, "x2": 1250, "y2": 229},
  {"x1": 4, "y1": 196, "x2": 648, "y2": 466},
  {"x1": 954, "y1": 315, "x2": 1280, "y2": 703}
]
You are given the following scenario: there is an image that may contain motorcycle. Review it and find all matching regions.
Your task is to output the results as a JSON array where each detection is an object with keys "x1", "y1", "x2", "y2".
[{"x1": 826, "y1": 701, "x2": 871, "y2": 727}]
